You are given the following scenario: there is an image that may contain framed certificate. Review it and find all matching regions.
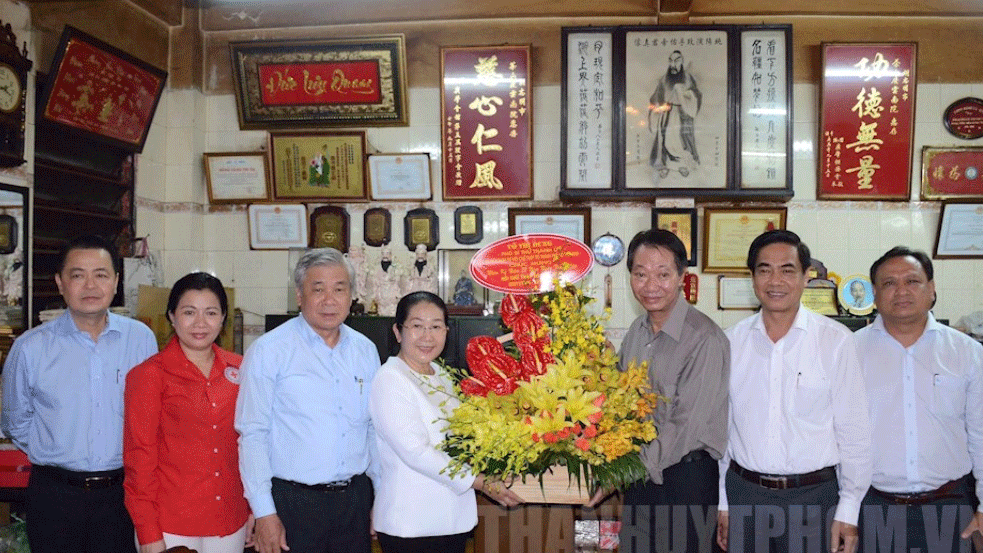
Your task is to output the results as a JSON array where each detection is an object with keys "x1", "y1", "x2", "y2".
[
  {"x1": 368, "y1": 153, "x2": 432, "y2": 200},
  {"x1": 717, "y1": 275, "x2": 760, "y2": 310},
  {"x1": 652, "y1": 208, "x2": 697, "y2": 267},
  {"x1": 507, "y1": 207, "x2": 591, "y2": 244},
  {"x1": 934, "y1": 202, "x2": 983, "y2": 259},
  {"x1": 802, "y1": 287, "x2": 839, "y2": 316},
  {"x1": 702, "y1": 207, "x2": 786, "y2": 273},
  {"x1": 247, "y1": 204, "x2": 308, "y2": 250},
  {"x1": 203, "y1": 152, "x2": 271, "y2": 204},
  {"x1": 269, "y1": 131, "x2": 368, "y2": 201}
]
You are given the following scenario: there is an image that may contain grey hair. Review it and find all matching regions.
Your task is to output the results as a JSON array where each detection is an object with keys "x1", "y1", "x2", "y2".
[{"x1": 292, "y1": 248, "x2": 357, "y2": 297}]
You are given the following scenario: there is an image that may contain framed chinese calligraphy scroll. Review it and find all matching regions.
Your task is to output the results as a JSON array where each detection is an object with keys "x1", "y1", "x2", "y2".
[
  {"x1": 818, "y1": 43, "x2": 917, "y2": 201},
  {"x1": 440, "y1": 45, "x2": 533, "y2": 200},
  {"x1": 39, "y1": 25, "x2": 167, "y2": 153},
  {"x1": 229, "y1": 35, "x2": 408, "y2": 129},
  {"x1": 560, "y1": 24, "x2": 792, "y2": 202}
]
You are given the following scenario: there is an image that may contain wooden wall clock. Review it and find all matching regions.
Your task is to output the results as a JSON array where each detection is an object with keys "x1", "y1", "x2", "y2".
[{"x1": 0, "y1": 21, "x2": 31, "y2": 168}]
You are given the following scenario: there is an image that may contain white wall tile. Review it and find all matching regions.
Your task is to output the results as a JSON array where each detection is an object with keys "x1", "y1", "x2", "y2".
[{"x1": 140, "y1": 81, "x2": 983, "y2": 329}]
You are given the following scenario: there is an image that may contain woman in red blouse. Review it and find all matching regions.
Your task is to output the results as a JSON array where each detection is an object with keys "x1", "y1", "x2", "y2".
[{"x1": 124, "y1": 272, "x2": 252, "y2": 553}]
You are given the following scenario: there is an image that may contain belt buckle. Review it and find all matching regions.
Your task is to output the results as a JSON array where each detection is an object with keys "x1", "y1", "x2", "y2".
[
  {"x1": 82, "y1": 476, "x2": 109, "y2": 490},
  {"x1": 766, "y1": 476, "x2": 790, "y2": 490}
]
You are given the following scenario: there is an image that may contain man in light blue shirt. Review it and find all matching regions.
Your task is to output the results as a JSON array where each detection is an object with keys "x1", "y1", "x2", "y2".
[
  {"x1": 1, "y1": 235, "x2": 157, "y2": 553},
  {"x1": 856, "y1": 246, "x2": 983, "y2": 553},
  {"x1": 236, "y1": 248, "x2": 380, "y2": 553}
]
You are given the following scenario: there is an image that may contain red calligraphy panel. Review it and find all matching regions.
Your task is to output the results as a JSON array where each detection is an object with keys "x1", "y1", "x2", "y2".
[
  {"x1": 440, "y1": 45, "x2": 533, "y2": 200},
  {"x1": 818, "y1": 43, "x2": 916, "y2": 200},
  {"x1": 258, "y1": 61, "x2": 382, "y2": 106}
]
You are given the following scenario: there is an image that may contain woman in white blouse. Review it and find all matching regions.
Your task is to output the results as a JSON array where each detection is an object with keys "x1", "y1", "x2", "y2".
[{"x1": 369, "y1": 291, "x2": 521, "y2": 553}]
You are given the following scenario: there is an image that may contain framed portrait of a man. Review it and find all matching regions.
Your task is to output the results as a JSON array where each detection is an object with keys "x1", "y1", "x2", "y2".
[
  {"x1": 560, "y1": 24, "x2": 792, "y2": 202},
  {"x1": 838, "y1": 274, "x2": 874, "y2": 316},
  {"x1": 625, "y1": 28, "x2": 729, "y2": 191}
]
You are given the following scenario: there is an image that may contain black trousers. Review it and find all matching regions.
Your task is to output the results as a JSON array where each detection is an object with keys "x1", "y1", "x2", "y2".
[
  {"x1": 271, "y1": 473, "x2": 372, "y2": 553},
  {"x1": 725, "y1": 467, "x2": 839, "y2": 553},
  {"x1": 377, "y1": 530, "x2": 470, "y2": 553},
  {"x1": 858, "y1": 475, "x2": 975, "y2": 553},
  {"x1": 25, "y1": 466, "x2": 136, "y2": 553},
  {"x1": 620, "y1": 452, "x2": 722, "y2": 553}
]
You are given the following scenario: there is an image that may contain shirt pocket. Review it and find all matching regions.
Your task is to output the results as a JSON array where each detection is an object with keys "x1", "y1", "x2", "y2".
[
  {"x1": 795, "y1": 372, "x2": 831, "y2": 417},
  {"x1": 932, "y1": 374, "x2": 965, "y2": 418}
]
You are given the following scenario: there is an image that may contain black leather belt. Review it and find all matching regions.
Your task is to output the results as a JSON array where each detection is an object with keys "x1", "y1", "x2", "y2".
[
  {"x1": 680, "y1": 450, "x2": 712, "y2": 463},
  {"x1": 730, "y1": 460, "x2": 836, "y2": 490},
  {"x1": 275, "y1": 476, "x2": 351, "y2": 492},
  {"x1": 33, "y1": 465, "x2": 124, "y2": 491},
  {"x1": 870, "y1": 476, "x2": 968, "y2": 505}
]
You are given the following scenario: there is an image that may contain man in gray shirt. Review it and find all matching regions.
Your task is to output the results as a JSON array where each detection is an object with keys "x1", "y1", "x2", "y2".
[{"x1": 591, "y1": 228, "x2": 729, "y2": 553}]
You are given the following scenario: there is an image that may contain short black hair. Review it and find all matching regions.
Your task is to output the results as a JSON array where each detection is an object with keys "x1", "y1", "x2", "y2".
[
  {"x1": 746, "y1": 229, "x2": 811, "y2": 273},
  {"x1": 394, "y1": 291, "x2": 449, "y2": 328},
  {"x1": 56, "y1": 235, "x2": 121, "y2": 275},
  {"x1": 626, "y1": 229, "x2": 687, "y2": 275},
  {"x1": 869, "y1": 246, "x2": 934, "y2": 284}
]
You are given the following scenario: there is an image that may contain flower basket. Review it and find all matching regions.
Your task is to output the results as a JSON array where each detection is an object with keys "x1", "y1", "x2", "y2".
[
  {"x1": 440, "y1": 283, "x2": 659, "y2": 499},
  {"x1": 508, "y1": 465, "x2": 589, "y2": 504}
]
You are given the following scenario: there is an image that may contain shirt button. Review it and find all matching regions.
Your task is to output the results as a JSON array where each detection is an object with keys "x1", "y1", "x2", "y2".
[
  {"x1": 207, "y1": 382, "x2": 211, "y2": 387},
  {"x1": 213, "y1": 448, "x2": 219, "y2": 453},
  {"x1": 212, "y1": 425, "x2": 217, "y2": 430},
  {"x1": 212, "y1": 403, "x2": 217, "y2": 407},
  {"x1": 216, "y1": 495, "x2": 221, "y2": 501},
  {"x1": 215, "y1": 471, "x2": 220, "y2": 477}
]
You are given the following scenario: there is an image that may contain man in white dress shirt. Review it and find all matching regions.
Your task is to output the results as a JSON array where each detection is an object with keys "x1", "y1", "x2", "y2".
[
  {"x1": 855, "y1": 246, "x2": 983, "y2": 553},
  {"x1": 716, "y1": 229, "x2": 872, "y2": 553}
]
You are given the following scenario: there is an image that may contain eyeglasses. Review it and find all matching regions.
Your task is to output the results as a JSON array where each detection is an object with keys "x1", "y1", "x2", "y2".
[{"x1": 401, "y1": 323, "x2": 449, "y2": 335}]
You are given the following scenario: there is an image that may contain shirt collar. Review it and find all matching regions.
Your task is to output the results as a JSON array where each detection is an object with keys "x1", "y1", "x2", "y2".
[
  {"x1": 751, "y1": 304, "x2": 810, "y2": 339},
  {"x1": 658, "y1": 293, "x2": 688, "y2": 342},
  {"x1": 53, "y1": 309, "x2": 119, "y2": 338},
  {"x1": 870, "y1": 311, "x2": 940, "y2": 341},
  {"x1": 296, "y1": 314, "x2": 348, "y2": 349},
  {"x1": 162, "y1": 335, "x2": 239, "y2": 372}
]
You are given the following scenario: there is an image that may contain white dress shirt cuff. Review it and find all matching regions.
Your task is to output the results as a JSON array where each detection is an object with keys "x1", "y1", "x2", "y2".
[
  {"x1": 248, "y1": 493, "x2": 277, "y2": 520},
  {"x1": 833, "y1": 500, "x2": 860, "y2": 526}
]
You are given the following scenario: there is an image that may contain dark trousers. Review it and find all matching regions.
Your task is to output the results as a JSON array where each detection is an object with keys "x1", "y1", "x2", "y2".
[
  {"x1": 725, "y1": 467, "x2": 839, "y2": 553},
  {"x1": 377, "y1": 530, "x2": 470, "y2": 553},
  {"x1": 620, "y1": 452, "x2": 722, "y2": 553},
  {"x1": 25, "y1": 466, "x2": 136, "y2": 553},
  {"x1": 271, "y1": 473, "x2": 372, "y2": 553},
  {"x1": 858, "y1": 475, "x2": 975, "y2": 553}
]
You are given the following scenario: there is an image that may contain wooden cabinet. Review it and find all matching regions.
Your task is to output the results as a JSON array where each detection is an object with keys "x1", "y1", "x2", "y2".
[{"x1": 31, "y1": 92, "x2": 134, "y2": 324}]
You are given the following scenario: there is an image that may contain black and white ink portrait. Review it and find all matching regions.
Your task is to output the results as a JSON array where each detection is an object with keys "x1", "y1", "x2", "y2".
[{"x1": 625, "y1": 30, "x2": 728, "y2": 189}]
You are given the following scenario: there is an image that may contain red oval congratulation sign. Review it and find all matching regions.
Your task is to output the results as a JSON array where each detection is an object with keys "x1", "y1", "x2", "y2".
[{"x1": 469, "y1": 234, "x2": 594, "y2": 294}]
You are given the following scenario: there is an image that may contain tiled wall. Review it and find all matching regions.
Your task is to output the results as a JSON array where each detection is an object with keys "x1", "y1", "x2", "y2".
[{"x1": 135, "y1": 81, "x2": 983, "y2": 349}]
